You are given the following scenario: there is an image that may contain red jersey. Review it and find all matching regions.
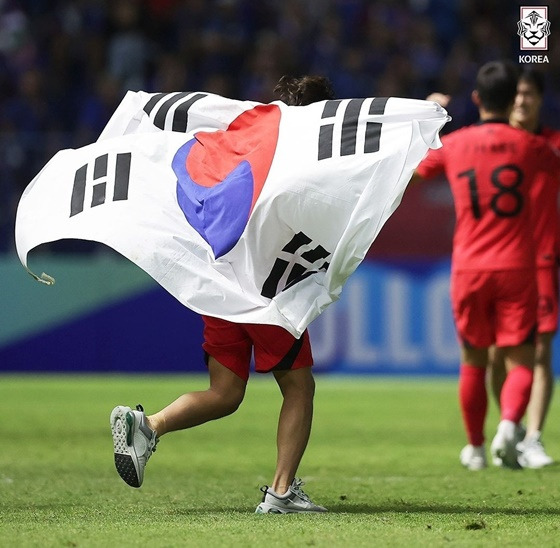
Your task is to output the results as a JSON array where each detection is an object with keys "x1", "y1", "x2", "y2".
[
  {"x1": 532, "y1": 127, "x2": 560, "y2": 267},
  {"x1": 417, "y1": 120, "x2": 560, "y2": 272}
]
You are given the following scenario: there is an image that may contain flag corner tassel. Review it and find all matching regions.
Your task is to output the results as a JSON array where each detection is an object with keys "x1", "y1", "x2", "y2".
[{"x1": 27, "y1": 269, "x2": 56, "y2": 286}]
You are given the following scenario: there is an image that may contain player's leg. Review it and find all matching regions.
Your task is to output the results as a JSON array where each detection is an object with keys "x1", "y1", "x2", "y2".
[
  {"x1": 489, "y1": 267, "x2": 555, "y2": 467},
  {"x1": 526, "y1": 331, "x2": 554, "y2": 435},
  {"x1": 490, "y1": 343, "x2": 534, "y2": 468},
  {"x1": 458, "y1": 346, "x2": 489, "y2": 470},
  {"x1": 148, "y1": 316, "x2": 251, "y2": 435},
  {"x1": 148, "y1": 357, "x2": 247, "y2": 435},
  {"x1": 271, "y1": 366, "x2": 315, "y2": 495},
  {"x1": 518, "y1": 265, "x2": 558, "y2": 467},
  {"x1": 488, "y1": 345, "x2": 507, "y2": 408},
  {"x1": 259, "y1": 367, "x2": 326, "y2": 513},
  {"x1": 451, "y1": 270, "x2": 492, "y2": 470},
  {"x1": 111, "y1": 358, "x2": 247, "y2": 488},
  {"x1": 110, "y1": 316, "x2": 251, "y2": 488},
  {"x1": 490, "y1": 335, "x2": 553, "y2": 430},
  {"x1": 518, "y1": 331, "x2": 555, "y2": 467},
  {"x1": 500, "y1": 343, "x2": 535, "y2": 424},
  {"x1": 487, "y1": 344, "x2": 526, "y2": 467},
  {"x1": 249, "y1": 325, "x2": 326, "y2": 513},
  {"x1": 489, "y1": 269, "x2": 537, "y2": 468}
]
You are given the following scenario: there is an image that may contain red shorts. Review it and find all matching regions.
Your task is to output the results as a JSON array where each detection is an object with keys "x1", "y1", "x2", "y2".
[
  {"x1": 536, "y1": 265, "x2": 559, "y2": 334},
  {"x1": 450, "y1": 269, "x2": 537, "y2": 348},
  {"x1": 201, "y1": 316, "x2": 313, "y2": 381}
]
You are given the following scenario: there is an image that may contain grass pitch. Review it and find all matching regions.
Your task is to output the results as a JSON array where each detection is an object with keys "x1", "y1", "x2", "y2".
[{"x1": 2, "y1": 374, "x2": 560, "y2": 547}]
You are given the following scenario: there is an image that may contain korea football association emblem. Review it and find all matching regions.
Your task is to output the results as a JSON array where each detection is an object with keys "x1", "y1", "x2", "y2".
[{"x1": 517, "y1": 6, "x2": 551, "y2": 63}]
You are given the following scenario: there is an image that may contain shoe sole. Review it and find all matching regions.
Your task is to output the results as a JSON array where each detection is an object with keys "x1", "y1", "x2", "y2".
[
  {"x1": 255, "y1": 504, "x2": 286, "y2": 514},
  {"x1": 110, "y1": 406, "x2": 141, "y2": 488},
  {"x1": 255, "y1": 503, "x2": 326, "y2": 514}
]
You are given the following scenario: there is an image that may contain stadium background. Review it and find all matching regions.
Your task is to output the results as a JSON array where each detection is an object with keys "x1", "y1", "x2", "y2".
[{"x1": 1, "y1": 0, "x2": 559, "y2": 375}]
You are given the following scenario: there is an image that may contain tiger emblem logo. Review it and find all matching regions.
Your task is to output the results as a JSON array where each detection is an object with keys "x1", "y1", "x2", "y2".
[{"x1": 517, "y1": 9, "x2": 551, "y2": 49}]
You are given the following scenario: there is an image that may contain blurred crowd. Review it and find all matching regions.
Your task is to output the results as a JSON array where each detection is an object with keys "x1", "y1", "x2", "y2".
[{"x1": 2, "y1": 0, "x2": 560, "y2": 253}]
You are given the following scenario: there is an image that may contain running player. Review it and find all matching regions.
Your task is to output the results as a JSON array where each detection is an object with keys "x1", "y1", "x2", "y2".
[
  {"x1": 413, "y1": 60, "x2": 560, "y2": 469},
  {"x1": 489, "y1": 68, "x2": 560, "y2": 469},
  {"x1": 110, "y1": 76, "x2": 334, "y2": 514}
]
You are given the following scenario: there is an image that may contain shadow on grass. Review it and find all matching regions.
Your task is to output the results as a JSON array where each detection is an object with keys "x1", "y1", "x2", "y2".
[
  {"x1": 160, "y1": 501, "x2": 560, "y2": 517},
  {"x1": 324, "y1": 501, "x2": 560, "y2": 516}
]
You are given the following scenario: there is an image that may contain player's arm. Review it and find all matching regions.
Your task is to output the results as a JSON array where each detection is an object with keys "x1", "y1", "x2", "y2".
[
  {"x1": 411, "y1": 102, "x2": 450, "y2": 186},
  {"x1": 410, "y1": 144, "x2": 446, "y2": 186}
]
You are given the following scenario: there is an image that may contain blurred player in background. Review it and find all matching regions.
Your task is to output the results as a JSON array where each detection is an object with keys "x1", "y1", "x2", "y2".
[
  {"x1": 489, "y1": 68, "x2": 560, "y2": 469},
  {"x1": 110, "y1": 75, "x2": 334, "y2": 514},
  {"x1": 413, "y1": 60, "x2": 560, "y2": 470}
]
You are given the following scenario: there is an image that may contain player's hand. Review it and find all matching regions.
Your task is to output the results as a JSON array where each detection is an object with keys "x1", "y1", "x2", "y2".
[{"x1": 426, "y1": 93, "x2": 451, "y2": 108}]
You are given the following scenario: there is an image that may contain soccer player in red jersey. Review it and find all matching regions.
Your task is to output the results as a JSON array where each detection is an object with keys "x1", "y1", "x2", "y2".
[
  {"x1": 490, "y1": 68, "x2": 560, "y2": 468},
  {"x1": 110, "y1": 76, "x2": 334, "y2": 513},
  {"x1": 413, "y1": 60, "x2": 560, "y2": 470}
]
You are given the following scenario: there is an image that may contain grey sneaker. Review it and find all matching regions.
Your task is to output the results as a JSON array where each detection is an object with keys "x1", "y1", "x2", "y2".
[
  {"x1": 255, "y1": 478, "x2": 327, "y2": 514},
  {"x1": 110, "y1": 404, "x2": 158, "y2": 488}
]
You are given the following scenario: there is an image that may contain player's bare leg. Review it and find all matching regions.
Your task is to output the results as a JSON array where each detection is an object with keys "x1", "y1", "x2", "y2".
[
  {"x1": 488, "y1": 345, "x2": 507, "y2": 407},
  {"x1": 515, "y1": 332, "x2": 555, "y2": 467},
  {"x1": 271, "y1": 367, "x2": 315, "y2": 494},
  {"x1": 111, "y1": 357, "x2": 246, "y2": 488},
  {"x1": 461, "y1": 346, "x2": 488, "y2": 368},
  {"x1": 255, "y1": 366, "x2": 326, "y2": 513},
  {"x1": 147, "y1": 356, "x2": 247, "y2": 436},
  {"x1": 526, "y1": 332, "x2": 554, "y2": 435}
]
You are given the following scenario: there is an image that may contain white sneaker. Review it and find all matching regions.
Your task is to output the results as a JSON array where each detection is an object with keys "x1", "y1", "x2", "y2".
[
  {"x1": 110, "y1": 404, "x2": 158, "y2": 488},
  {"x1": 490, "y1": 420, "x2": 520, "y2": 469},
  {"x1": 517, "y1": 432, "x2": 554, "y2": 469},
  {"x1": 460, "y1": 444, "x2": 487, "y2": 470},
  {"x1": 492, "y1": 423, "x2": 526, "y2": 466},
  {"x1": 255, "y1": 478, "x2": 327, "y2": 514}
]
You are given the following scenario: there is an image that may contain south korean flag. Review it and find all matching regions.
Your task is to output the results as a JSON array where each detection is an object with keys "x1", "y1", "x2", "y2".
[{"x1": 16, "y1": 91, "x2": 449, "y2": 337}]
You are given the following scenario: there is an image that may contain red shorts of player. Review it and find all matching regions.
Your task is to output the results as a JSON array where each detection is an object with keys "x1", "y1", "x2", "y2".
[
  {"x1": 450, "y1": 269, "x2": 537, "y2": 348},
  {"x1": 536, "y1": 265, "x2": 559, "y2": 334},
  {"x1": 201, "y1": 315, "x2": 313, "y2": 381}
]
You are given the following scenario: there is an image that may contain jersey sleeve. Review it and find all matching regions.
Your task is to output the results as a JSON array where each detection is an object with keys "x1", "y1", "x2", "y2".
[{"x1": 415, "y1": 137, "x2": 447, "y2": 179}]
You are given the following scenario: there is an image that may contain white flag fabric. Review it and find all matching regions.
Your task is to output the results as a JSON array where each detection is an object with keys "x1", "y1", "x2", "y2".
[{"x1": 16, "y1": 91, "x2": 449, "y2": 337}]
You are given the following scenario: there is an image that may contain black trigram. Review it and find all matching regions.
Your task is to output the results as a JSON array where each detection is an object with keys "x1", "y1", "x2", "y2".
[
  {"x1": 318, "y1": 97, "x2": 388, "y2": 160},
  {"x1": 143, "y1": 92, "x2": 208, "y2": 132},
  {"x1": 70, "y1": 153, "x2": 131, "y2": 217},
  {"x1": 261, "y1": 232, "x2": 331, "y2": 299}
]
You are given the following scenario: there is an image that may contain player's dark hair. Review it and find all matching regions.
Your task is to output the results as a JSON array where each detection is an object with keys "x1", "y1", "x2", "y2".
[
  {"x1": 519, "y1": 67, "x2": 545, "y2": 95},
  {"x1": 273, "y1": 75, "x2": 335, "y2": 106},
  {"x1": 475, "y1": 60, "x2": 519, "y2": 112}
]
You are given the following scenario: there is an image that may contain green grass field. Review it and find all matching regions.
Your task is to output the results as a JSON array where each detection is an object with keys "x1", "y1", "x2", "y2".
[{"x1": 2, "y1": 374, "x2": 560, "y2": 547}]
